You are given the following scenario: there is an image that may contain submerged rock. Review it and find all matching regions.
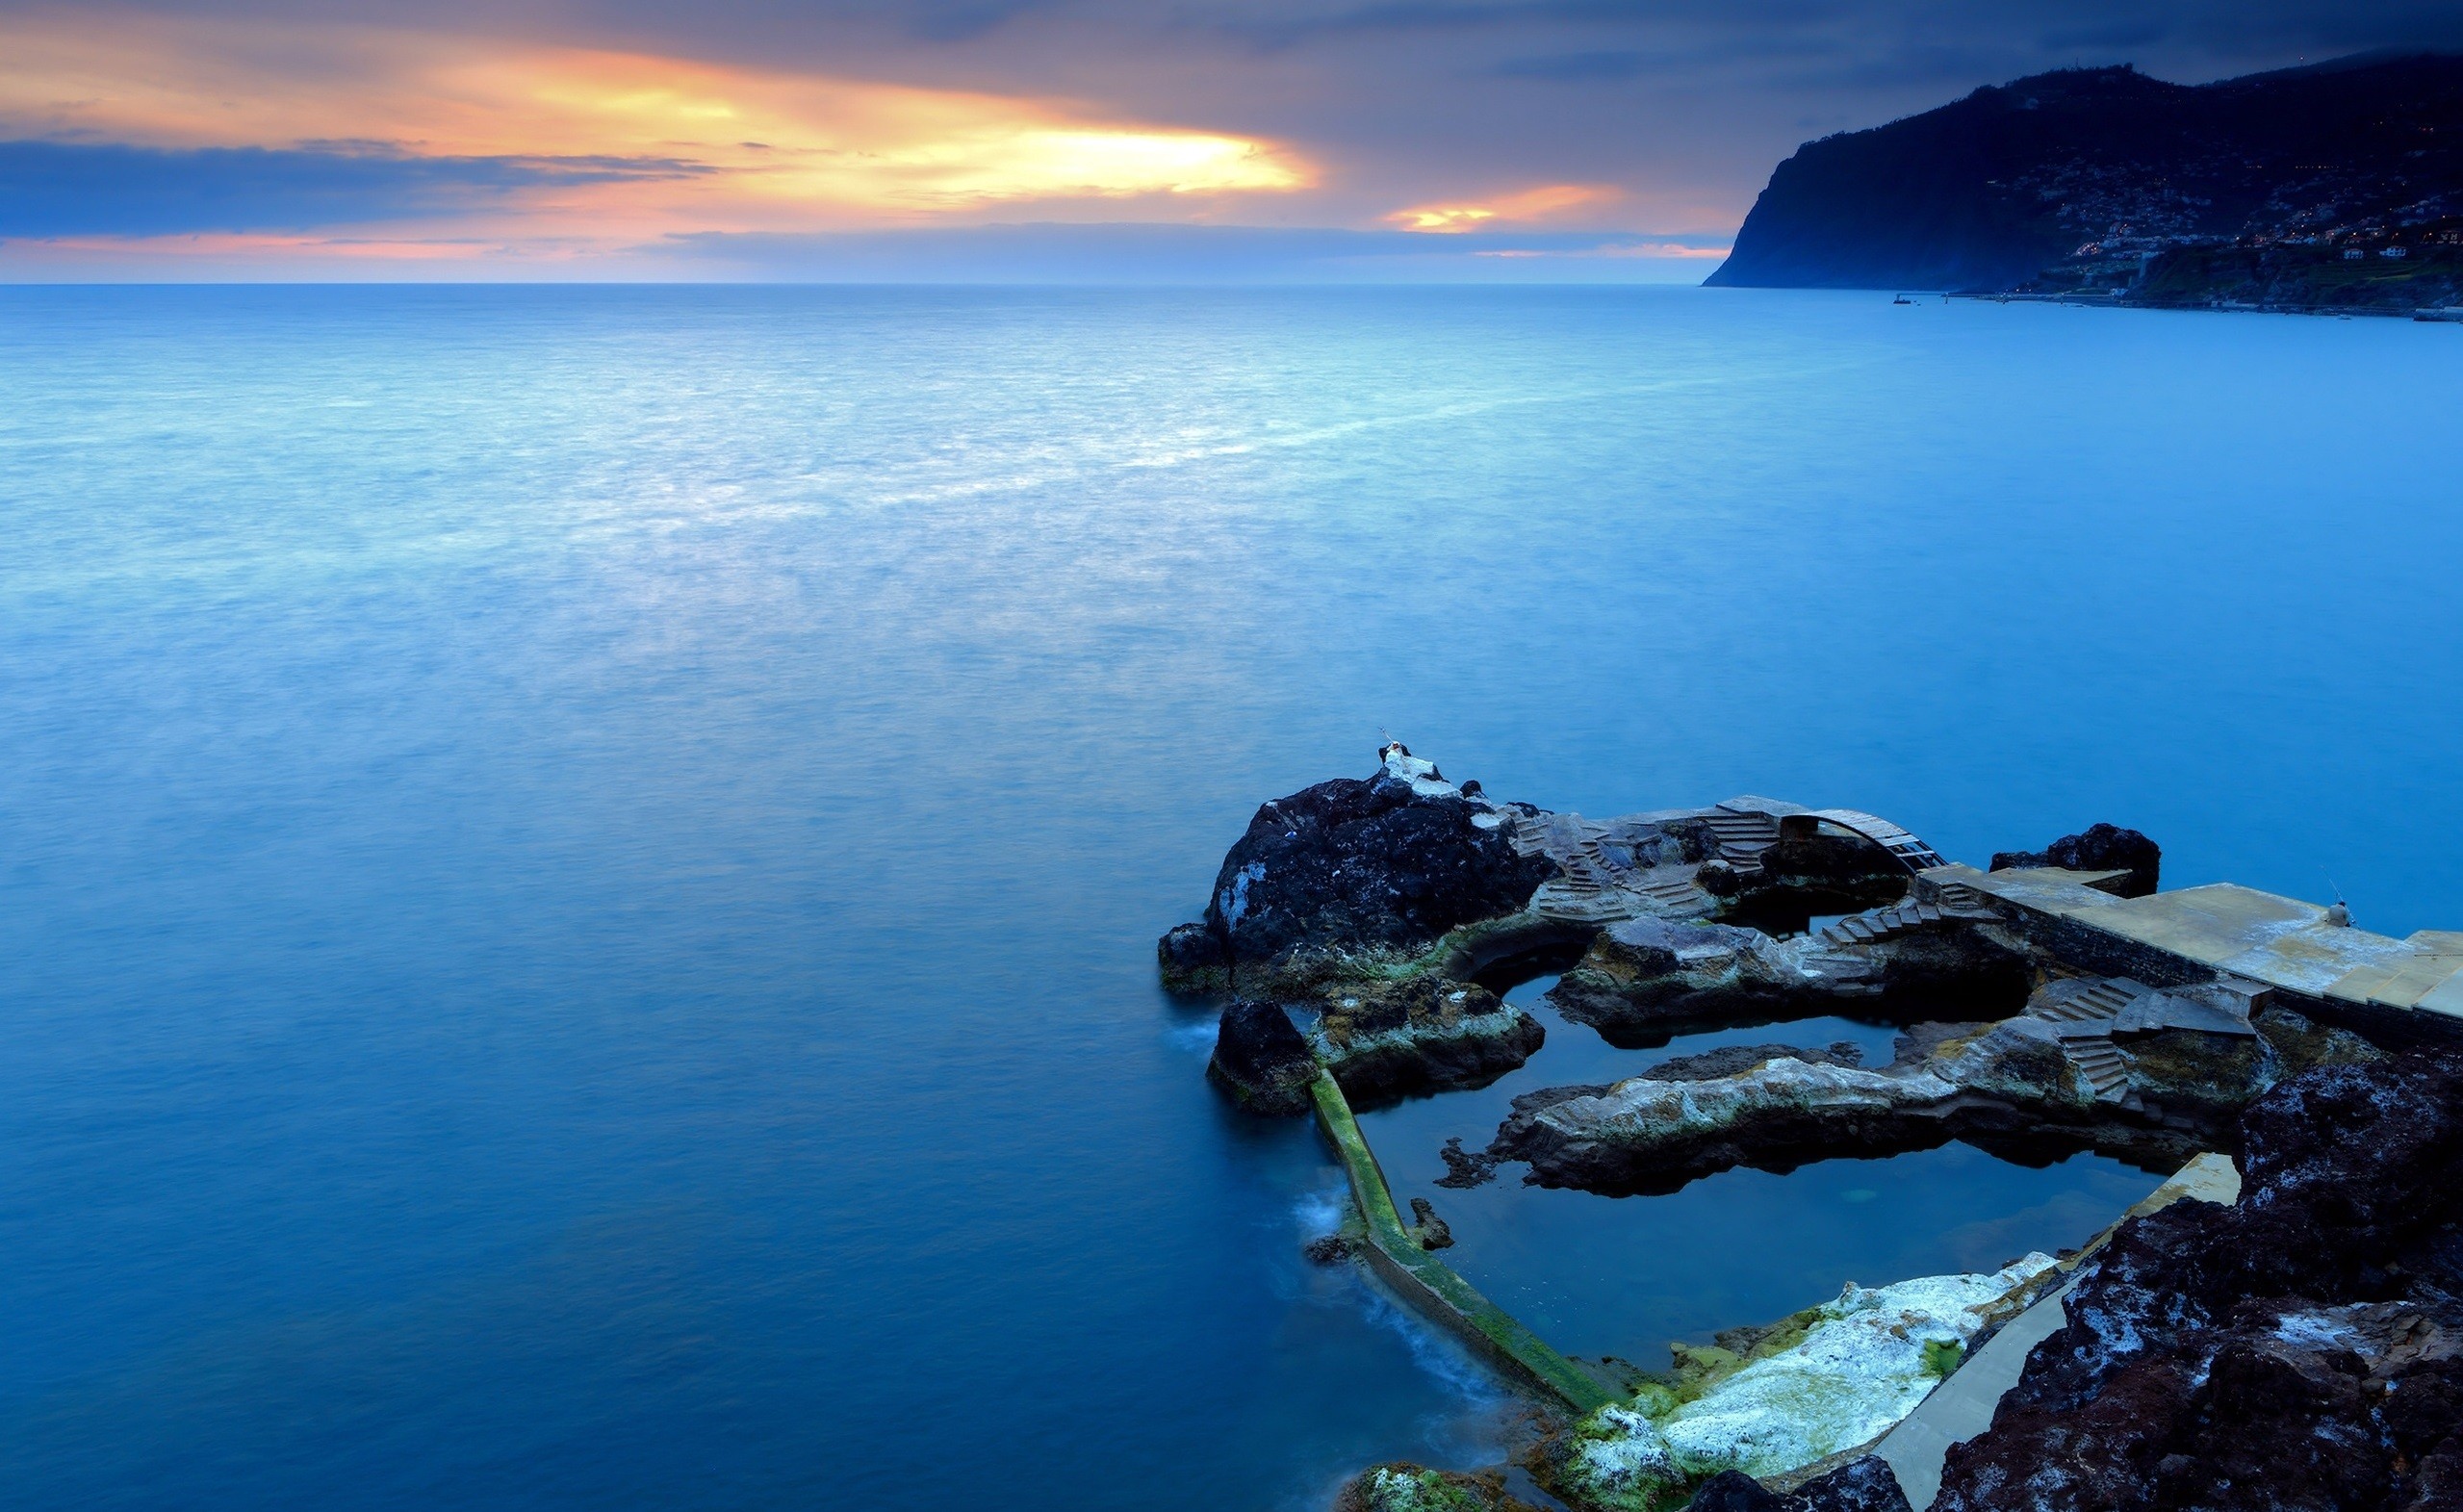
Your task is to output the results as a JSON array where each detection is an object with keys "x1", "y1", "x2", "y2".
[
  {"x1": 1157, "y1": 745, "x2": 1552, "y2": 995},
  {"x1": 1989, "y1": 822, "x2": 2161, "y2": 897},
  {"x1": 1545, "y1": 1258, "x2": 2051, "y2": 1510}
]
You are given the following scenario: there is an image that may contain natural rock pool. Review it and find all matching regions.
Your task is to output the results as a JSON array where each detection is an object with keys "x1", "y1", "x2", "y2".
[{"x1": 1350, "y1": 981, "x2": 2164, "y2": 1365}]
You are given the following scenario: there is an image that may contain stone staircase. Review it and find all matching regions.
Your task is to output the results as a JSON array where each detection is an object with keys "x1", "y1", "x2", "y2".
[
  {"x1": 1705, "y1": 806, "x2": 1782, "y2": 875},
  {"x1": 1819, "y1": 900, "x2": 1951, "y2": 948},
  {"x1": 1514, "y1": 810, "x2": 1712, "y2": 923},
  {"x1": 1928, "y1": 878, "x2": 1997, "y2": 912},
  {"x1": 2031, "y1": 977, "x2": 2142, "y2": 1101},
  {"x1": 1628, "y1": 868, "x2": 1706, "y2": 910}
]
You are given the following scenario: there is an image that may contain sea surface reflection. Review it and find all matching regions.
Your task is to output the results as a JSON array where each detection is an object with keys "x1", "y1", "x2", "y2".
[{"x1": 2, "y1": 286, "x2": 2457, "y2": 1510}]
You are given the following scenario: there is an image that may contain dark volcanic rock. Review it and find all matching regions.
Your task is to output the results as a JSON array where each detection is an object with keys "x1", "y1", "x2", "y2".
[
  {"x1": 1991, "y1": 821, "x2": 2162, "y2": 897},
  {"x1": 1911, "y1": 1053, "x2": 2463, "y2": 1512},
  {"x1": 1156, "y1": 921, "x2": 1229, "y2": 993},
  {"x1": 1434, "y1": 1135, "x2": 1500, "y2": 1190},
  {"x1": 1204, "y1": 1000, "x2": 1318, "y2": 1115},
  {"x1": 1160, "y1": 756, "x2": 1552, "y2": 992},
  {"x1": 1689, "y1": 1470, "x2": 1793, "y2": 1512},
  {"x1": 1691, "y1": 1457, "x2": 1911, "y2": 1512}
]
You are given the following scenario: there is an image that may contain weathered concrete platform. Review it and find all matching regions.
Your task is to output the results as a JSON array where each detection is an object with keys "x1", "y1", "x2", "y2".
[{"x1": 1935, "y1": 863, "x2": 2463, "y2": 1038}]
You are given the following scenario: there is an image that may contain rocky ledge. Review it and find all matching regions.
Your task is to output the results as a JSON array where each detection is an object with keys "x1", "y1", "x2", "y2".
[
  {"x1": 1477, "y1": 995, "x2": 2373, "y2": 1196},
  {"x1": 1802, "y1": 1052, "x2": 2463, "y2": 1512},
  {"x1": 1208, "y1": 977, "x2": 1547, "y2": 1114}
]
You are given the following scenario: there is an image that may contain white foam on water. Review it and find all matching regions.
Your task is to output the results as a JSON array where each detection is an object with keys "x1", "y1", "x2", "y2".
[
  {"x1": 1294, "y1": 1185, "x2": 1348, "y2": 1238},
  {"x1": 1168, "y1": 1019, "x2": 1220, "y2": 1057}
]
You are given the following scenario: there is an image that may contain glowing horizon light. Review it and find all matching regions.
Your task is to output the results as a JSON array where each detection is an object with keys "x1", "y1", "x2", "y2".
[{"x1": 1385, "y1": 183, "x2": 1620, "y2": 234}]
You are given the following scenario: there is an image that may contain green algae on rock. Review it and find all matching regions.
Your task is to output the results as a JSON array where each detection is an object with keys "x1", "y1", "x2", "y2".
[
  {"x1": 1335, "y1": 1464, "x2": 1545, "y2": 1512},
  {"x1": 1546, "y1": 1257, "x2": 2055, "y2": 1511}
]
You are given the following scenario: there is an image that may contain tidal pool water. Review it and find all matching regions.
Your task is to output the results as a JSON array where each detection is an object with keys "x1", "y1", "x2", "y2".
[
  {"x1": 3, "y1": 286, "x2": 2458, "y2": 1511},
  {"x1": 1353, "y1": 982, "x2": 2160, "y2": 1362}
]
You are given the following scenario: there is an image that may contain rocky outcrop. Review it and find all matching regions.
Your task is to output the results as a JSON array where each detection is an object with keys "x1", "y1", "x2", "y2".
[
  {"x1": 1814, "y1": 1053, "x2": 2463, "y2": 1512},
  {"x1": 1722, "y1": 833, "x2": 1914, "y2": 920},
  {"x1": 1691, "y1": 1459, "x2": 1909, "y2": 1512},
  {"x1": 1205, "y1": 999, "x2": 1320, "y2": 1115},
  {"x1": 1203, "y1": 978, "x2": 1547, "y2": 1115},
  {"x1": 1487, "y1": 1032, "x2": 2089, "y2": 1196},
  {"x1": 1990, "y1": 822, "x2": 2162, "y2": 897},
  {"x1": 1314, "y1": 977, "x2": 1546, "y2": 1107},
  {"x1": 1546, "y1": 914, "x2": 2032, "y2": 1047},
  {"x1": 1157, "y1": 746, "x2": 1552, "y2": 995}
]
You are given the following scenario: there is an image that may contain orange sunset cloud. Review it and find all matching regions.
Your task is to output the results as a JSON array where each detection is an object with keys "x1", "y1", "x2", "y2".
[
  {"x1": 1384, "y1": 184, "x2": 1621, "y2": 234},
  {"x1": 0, "y1": 12, "x2": 1312, "y2": 245}
]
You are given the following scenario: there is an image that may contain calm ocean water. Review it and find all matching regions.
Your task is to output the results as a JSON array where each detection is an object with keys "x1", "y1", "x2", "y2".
[{"x1": 3, "y1": 286, "x2": 2457, "y2": 1510}]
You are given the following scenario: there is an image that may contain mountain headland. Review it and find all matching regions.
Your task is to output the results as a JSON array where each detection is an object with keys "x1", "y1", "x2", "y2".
[{"x1": 1707, "y1": 51, "x2": 2463, "y2": 314}]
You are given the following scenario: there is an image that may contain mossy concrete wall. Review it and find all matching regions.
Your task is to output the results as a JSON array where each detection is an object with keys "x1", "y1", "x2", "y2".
[{"x1": 1311, "y1": 1071, "x2": 1616, "y2": 1414}]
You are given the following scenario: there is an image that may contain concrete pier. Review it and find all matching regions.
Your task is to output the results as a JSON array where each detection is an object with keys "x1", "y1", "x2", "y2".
[
  {"x1": 1933, "y1": 863, "x2": 2463, "y2": 1041},
  {"x1": 1308, "y1": 1072, "x2": 1617, "y2": 1414}
]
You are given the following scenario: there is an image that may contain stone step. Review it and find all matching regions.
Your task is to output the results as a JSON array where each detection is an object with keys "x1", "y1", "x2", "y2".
[
  {"x1": 1933, "y1": 882, "x2": 1992, "y2": 910},
  {"x1": 2062, "y1": 1034, "x2": 2131, "y2": 1098}
]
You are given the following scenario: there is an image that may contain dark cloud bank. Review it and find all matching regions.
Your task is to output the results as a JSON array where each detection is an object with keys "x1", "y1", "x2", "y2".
[{"x1": 0, "y1": 141, "x2": 701, "y2": 239}]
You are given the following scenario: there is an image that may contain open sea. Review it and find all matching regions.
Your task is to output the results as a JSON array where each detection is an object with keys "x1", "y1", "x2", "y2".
[{"x1": 3, "y1": 286, "x2": 2459, "y2": 1511}]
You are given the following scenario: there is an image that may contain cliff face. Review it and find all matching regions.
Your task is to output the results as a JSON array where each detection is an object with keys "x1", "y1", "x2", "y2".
[{"x1": 1708, "y1": 52, "x2": 2463, "y2": 308}]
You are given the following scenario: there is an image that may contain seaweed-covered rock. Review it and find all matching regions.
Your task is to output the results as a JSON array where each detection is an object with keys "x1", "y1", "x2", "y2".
[
  {"x1": 1157, "y1": 747, "x2": 1552, "y2": 993},
  {"x1": 1919, "y1": 1052, "x2": 2463, "y2": 1512},
  {"x1": 1156, "y1": 921, "x2": 1230, "y2": 993},
  {"x1": 1314, "y1": 977, "x2": 1545, "y2": 1106},
  {"x1": 1545, "y1": 1261, "x2": 2046, "y2": 1510},
  {"x1": 1989, "y1": 822, "x2": 2162, "y2": 897},
  {"x1": 1335, "y1": 1464, "x2": 1544, "y2": 1512},
  {"x1": 1204, "y1": 1000, "x2": 1319, "y2": 1115}
]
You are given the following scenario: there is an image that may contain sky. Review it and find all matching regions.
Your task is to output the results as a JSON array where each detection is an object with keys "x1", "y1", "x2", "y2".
[{"x1": 4, "y1": 1, "x2": 2461, "y2": 280}]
